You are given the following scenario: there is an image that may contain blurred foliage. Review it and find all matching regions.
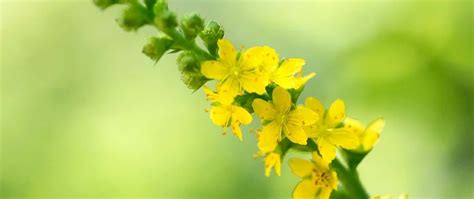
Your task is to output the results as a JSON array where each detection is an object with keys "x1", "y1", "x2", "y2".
[{"x1": 1, "y1": 0, "x2": 472, "y2": 198}]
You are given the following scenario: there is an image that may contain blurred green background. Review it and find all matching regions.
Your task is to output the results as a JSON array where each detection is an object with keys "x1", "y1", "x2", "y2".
[{"x1": 1, "y1": 0, "x2": 473, "y2": 198}]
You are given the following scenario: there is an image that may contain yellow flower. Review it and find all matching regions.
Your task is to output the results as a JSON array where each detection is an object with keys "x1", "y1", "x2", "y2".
[
  {"x1": 201, "y1": 39, "x2": 271, "y2": 99},
  {"x1": 371, "y1": 193, "x2": 408, "y2": 199},
  {"x1": 264, "y1": 152, "x2": 281, "y2": 177},
  {"x1": 253, "y1": 46, "x2": 314, "y2": 89},
  {"x1": 203, "y1": 86, "x2": 252, "y2": 141},
  {"x1": 343, "y1": 117, "x2": 385, "y2": 151},
  {"x1": 289, "y1": 152, "x2": 338, "y2": 199},
  {"x1": 253, "y1": 87, "x2": 318, "y2": 152},
  {"x1": 304, "y1": 97, "x2": 359, "y2": 163}
]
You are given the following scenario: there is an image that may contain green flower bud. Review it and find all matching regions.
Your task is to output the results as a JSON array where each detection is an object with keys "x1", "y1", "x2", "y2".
[
  {"x1": 153, "y1": 0, "x2": 168, "y2": 14},
  {"x1": 199, "y1": 21, "x2": 224, "y2": 55},
  {"x1": 142, "y1": 35, "x2": 174, "y2": 62},
  {"x1": 154, "y1": 11, "x2": 178, "y2": 31},
  {"x1": 181, "y1": 72, "x2": 208, "y2": 91},
  {"x1": 117, "y1": 4, "x2": 152, "y2": 31},
  {"x1": 177, "y1": 51, "x2": 200, "y2": 73},
  {"x1": 144, "y1": 0, "x2": 157, "y2": 9},
  {"x1": 93, "y1": 0, "x2": 118, "y2": 10},
  {"x1": 180, "y1": 13, "x2": 205, "y2": 39},
  {"x1": 177, "y1": 51, "x2": 208, "y2": 90}
]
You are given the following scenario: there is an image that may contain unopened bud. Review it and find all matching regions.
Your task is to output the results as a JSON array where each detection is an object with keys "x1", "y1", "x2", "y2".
[
  {"x1": 199, "y1": 21, "x2": 224, "y2": 55},
  {"x1": 142, "y1": 36, "x2": 174, "y2": 62},
  {"x1": 155, "y1": 11, "x2": 178, "y2": 31},
  {"x1": 117, "y1": 4, "x2": 151, "y2": 31},
  {"x1": 180, "y1": 13, "x2": 205, "y2": 39},
  {"x1": 177, "y1": 51, "x2": 200, "y2": 73},
  {"x1": 177, "y1": 51, "x2": 208, "y2": 90}
]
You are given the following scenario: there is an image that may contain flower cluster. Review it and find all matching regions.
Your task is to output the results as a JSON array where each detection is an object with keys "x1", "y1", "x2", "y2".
[{"x1": 94, "y1": 0, "x2": 403, "y2": 198}]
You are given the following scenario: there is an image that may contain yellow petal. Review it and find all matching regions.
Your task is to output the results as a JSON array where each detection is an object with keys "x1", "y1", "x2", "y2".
[
  {"x1": 239, "y1": 72, "x2": 268, "y2": 94},
  {"x1": 217, "y1": 39, "x2": 237, "y2": 66},
  {"x1": 288, "y1": 158, "x2": 314, "y2": 178},
  {"x1": 305, "y1": 97, "x2": 325, "y2": 117},
  {"x1": 210, "y1": 106, "x2": 230, "y2": 127},
  {"x1": 231, "y1": 119, "x2": 243, "y2": 141},
  {"x1": 362, "y1": 118, "x2": 385, "y2": 150},
  {"x1": 326, "y1": 129, "x2": 359, "y2": 150},
  {"x1": 272, "y1": 86, "x2": 291, "y2": 113},
  {"x1": 203, "y1": 86, "x2": 233, "y2": 105},
  {"x1": 288, "y1": 106, "x2": 319, "y2": 126},
  {"x1": 232, "y1": 106, "x2": 252, "y2": 125},
  {"x1": 295, "y1": 72, "x2": 316, "y2": 89},
  {"x1": 311, "y1": 152, "x2": 329, "y2": 170},
  {"x1": 293, "y1": 180, "x2": 318, "y2": 199},
  {"x1": 271, "y1": 58, "x2": 304, "y2": 89},
  {"x1": 318, "y1": 188, "x2": 333, "y2": 199},
  {"x1": 201, "y1": 60, "x2": 228, "y2": 80},
  {"x1": 252, "y1": 99, "x2": 277, "y2": 120},
  {"x1": 284, "y1": 123, "x2": 307, "y2": 145},
  {"x1": 241, "y1": 46, "x2": 278, "y2": 72},
  {"x1": 217, "y1": 77, "x2": 240, "y2": 99},
  {"x1": 257, "y1": 121, "x2": 282, "y2": 153},
  {"x1": 326, "y1": 99, "x2": 346, "y2": 127},
  {"x1": 264, "y1": 153, "x2": 281, "y2": 177},
  {"x1": 343, "y1": 117, "x2": 366, "y2": 137},
  {"x1": 317, "y1": 138, "x2": 337, "y2": 163}
]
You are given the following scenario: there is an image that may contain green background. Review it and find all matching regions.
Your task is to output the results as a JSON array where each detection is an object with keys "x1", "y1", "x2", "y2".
[{"x1": 1, "y1": 0, "x2": 472, "y2": 198}]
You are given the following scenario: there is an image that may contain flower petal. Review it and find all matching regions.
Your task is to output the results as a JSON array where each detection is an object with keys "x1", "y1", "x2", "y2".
[
  {"x1": 293, "y1": 180, "x2": 318, "y2": 199},
  {"x1": 326, "y1": 129, "x2": 359, "y2": 150},
  {"x1": 232, "y1": 106, "x2": 253, "y2": 125},
  {"x1": 288, "y1": 158, "x2": 314, "y2": 178},
  {"x1": 271, "y1": 58, "x2": 304, "y2": 89},
  {"x1": 272, "y1": 86, "x2": 291, "y2": 113},
  {"x1": 201, "y1": 60, "x2": 227, "y2": 80},
  {"x1": 284, "y1": 123, "x2": 307, "y2": 145},
  {"x1": 231, "y1": 119, "x2": 243, "y2": 141},
  {"x1": 343, "y1": 117, "x2": 365, "y2": 136},
  {"x1": 288, "y1": 106, "x2": 319, "y2": 126},
  {"x1": 311, "y1": 152, "x2": 329, "y2": 170},
  {"x1": 317, "y1": 138, "x2": 337, "y2": 163},
  {"x1": 210, "y1": 106, "x2": 230, "y2": 127},
  {"x1": 257, "y1": 121, "x2": 281, "y2": 153},
  {"x1": 305, "y1": 97, "x2": 325, "y2": 117},
  {"x1": 252, "y1": 99, "x2": 277, "y2": 120},
  {"x1": 295, "y1": 72, "x2": 316, "y2": 88},
  {"x1": 362, "y1": 118, "x2": 385, "y2": 150},
  {"x1": 264, "y1": 153, "x2": 281, "y2": 177},
  {"x1": 326, "y1": 99, "x2": 345, "y2": 127},
  {"x1": 217, "y1": 77, "x2": 240, "y2": 99},
  {"x1": 217, "y1": 39, "x2": 237, "y2": 66},
  {"x1": 240, "y1": 72, "x2": 269, "y2": 94},
  {"x1": 318, "y1": 187, "x2": 333, "y2": 199}
]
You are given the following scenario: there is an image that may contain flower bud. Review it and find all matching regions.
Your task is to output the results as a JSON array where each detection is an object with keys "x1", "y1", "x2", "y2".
[
  {"x1": 117, "y1": 4, "x2": 151, "y2": 31},
  {"x1": 154, "y1": 11, "x2": 178, "y2": 31},
  {"x1": 153, "y1": 0, "x2": 168, "y2": 14},
  {"x1": 199, "y1": 21, "x2": 224, "y2": 55},
  {"x1": 177, "y1": 51, "x2": 208, "y2": 90},
  {"x1": 142, "y1": 36, "x2": 174, "y2": 62},
  {"x1": 93, "y1": 0, "x2": 118, "y2": 10},
  {"x1": 177, "y1": 51, "x2": 199, "y2": 73},
  {"x1": 144, "y1": 0, "x2": 156, "y2": 9},
  {"x1": 180, "y1": 13, "x2": 205, "y2": 39}
]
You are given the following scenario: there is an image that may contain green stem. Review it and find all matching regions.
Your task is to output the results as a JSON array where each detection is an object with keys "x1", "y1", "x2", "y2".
[
  {"x1": 132, "y1": 1, "x2": 214, "y2": 60},
  {"x1": 331, "y1": 158, "x2": 369, "y2": 199}
]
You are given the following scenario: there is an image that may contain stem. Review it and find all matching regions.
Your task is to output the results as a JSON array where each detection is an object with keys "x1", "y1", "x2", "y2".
[
  {"x1": 132, "y1": 1, "x2": 215, "y2": 60},
  {"x1": 331, "y1": 158, "x2": 369, "y2": 199}
]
